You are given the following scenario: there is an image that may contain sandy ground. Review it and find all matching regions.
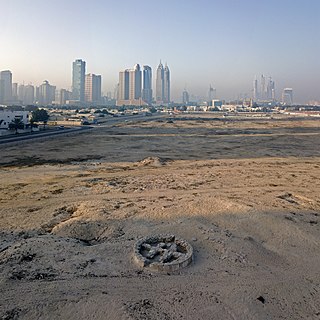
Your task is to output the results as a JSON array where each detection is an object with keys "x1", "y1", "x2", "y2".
[{"x1": 0, "y1": 114, "x2": 320, "y2": 319}]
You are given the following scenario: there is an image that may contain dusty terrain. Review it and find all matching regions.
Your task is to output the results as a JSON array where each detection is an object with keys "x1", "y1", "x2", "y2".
[{"x1": 0, "y1": 113, "x2": 320, "y2": 319}]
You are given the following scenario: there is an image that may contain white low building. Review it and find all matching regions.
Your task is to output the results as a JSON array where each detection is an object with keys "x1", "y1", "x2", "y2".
[{"x1": 0, "y1": 110, "x2": 30, "y2": 129}]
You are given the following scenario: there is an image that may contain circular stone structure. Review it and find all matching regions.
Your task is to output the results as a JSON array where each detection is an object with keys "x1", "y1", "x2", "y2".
[{"x1": 133, "y1": 234, "x2": 193, "y2": 272}]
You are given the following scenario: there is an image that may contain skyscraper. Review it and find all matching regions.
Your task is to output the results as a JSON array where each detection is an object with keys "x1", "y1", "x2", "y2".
[
  {"x1": 117, "y1": 64, "x2": 144, "y2": 106},
  {"x1": 38, "y1": 80, "x2": 56, "y2": 105},
  {"x1": 253, "y1": 77, "x2": 258, "y2": 101},
  {"x1": 208, "y1": 85, "x2": 216, "y2": 104},
  {"x1": 0, "y1": 70, "x2": 13, "y2": 103},
  {"x1": 266, "y1": 77, "x2": 275, "y2": 101},
  {"x1": 18, "y1": 85, "x2": 25, "y2": 103},
  {"x1": 156, "y1": 61, "x2": 164, "y2": 104},
  {"x1": 24, "y1": 85, "x2": 35, "y2": 105},
  {"x1": 12, "y1": 83, "x2": 18, "y2": 101},
  {"x1": 55, "y1": 89, "x2": 71, "y2": 105},
  {"x1": 282, "y1": 88, "x2": 293, "y2": 105},
  {"x1": 156, "y1": 61, "x2": 170, "y2": 105},
  {"x1": 142, "y1": 65, "x2": 152, "y2": 105},
  {"x1": 72, "y1": 59, "x2": 86, "y2": 102},
  {"x1": 164, "y1": 63, "x2": 170, "y2": 104},
  {"x1": 18, "y1": 84, "x2": 35, "y2": 105},
  {"x1": 129, "y1": 64, "x2": 142, "y2": 101},
  {"x1": 182, "y1": 89, "x2": 189, "y2": 105},
  {"x1": 260, "y1": 74, "x2": 266, "y2": 100},
  {"x1": 118, "y1": 70, "x2": 129, "y2": 102},
  {"x1": 85, "y1": 73, "x2": 102, "y2": 104}
]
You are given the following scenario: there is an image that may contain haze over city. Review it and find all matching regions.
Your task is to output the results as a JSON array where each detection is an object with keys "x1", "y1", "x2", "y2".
[{"x1": 1, "y1": 0, "x2": 320, "y2": 103}]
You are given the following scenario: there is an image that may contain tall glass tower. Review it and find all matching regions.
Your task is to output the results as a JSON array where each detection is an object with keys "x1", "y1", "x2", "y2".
[
  {"x1": 164, "y1": 63, "x2": 170, "y2": 104},
  {"x1": 156, "y1": 61, "x2": 164, "y2": 104},
  {"x1": 142, "y1": 65, "x2": 152, "y2": 104},
  {"x1": 253, "y1": 77, "x2": 258, "y2": 101},
  {"x1": 72, "y1": 59, "x2": 86, "y2": 102}
]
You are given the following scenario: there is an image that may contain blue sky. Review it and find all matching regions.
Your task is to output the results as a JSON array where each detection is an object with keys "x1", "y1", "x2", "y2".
[{"x1": 0, "y1": 0, "x2": 319, "y2": 102}]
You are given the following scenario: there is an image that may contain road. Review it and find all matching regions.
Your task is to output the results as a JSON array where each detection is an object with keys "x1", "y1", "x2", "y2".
[
  {"x1": 0, "y1": 114, "x2": 166, "y2": 145},
  {"x1": 0, "y1": 126, "x2": 92, "y2": 145}
]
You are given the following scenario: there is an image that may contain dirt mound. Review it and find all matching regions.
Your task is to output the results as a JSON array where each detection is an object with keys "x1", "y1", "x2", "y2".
[{"x1": 137, "y1": 157, "x2": 169, "y2": 167}]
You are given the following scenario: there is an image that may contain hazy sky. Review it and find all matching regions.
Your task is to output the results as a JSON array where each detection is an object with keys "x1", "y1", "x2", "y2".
[{"x1": 1, "y1": 0, "x2": 319, "y2": 103}]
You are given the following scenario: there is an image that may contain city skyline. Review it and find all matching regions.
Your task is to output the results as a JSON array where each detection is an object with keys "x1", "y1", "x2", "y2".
[
  {"x1": 1, "y1": 0, "x2": 320, "y2": 103},
  {"x1": 0, "y1": 61, "x2": 314, "y2": 106}
]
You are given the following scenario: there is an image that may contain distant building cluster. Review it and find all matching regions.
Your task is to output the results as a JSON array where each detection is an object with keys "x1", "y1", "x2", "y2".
[
  {"x1": 0, "y1": 70, "x2": 60, "y2": 107},
  {"x1": 0, "y1": 62, "x2": 300, "y2": 108},
  {"x1": 253, "y1": 75, "x2": 275, "y2": 102},
  {"x1": 116, "y1": 61, "x2": 170, "y2": 106},
  {"x1": 1, "y1": 59, "x2": 169, "y2": 108},
  {"x1": 0, "y1": 59, "x2": 103, "y2": 107}
]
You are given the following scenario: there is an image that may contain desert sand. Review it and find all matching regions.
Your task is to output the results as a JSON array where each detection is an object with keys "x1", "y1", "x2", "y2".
[{"x1": 0, "y1": 113, "x2": 319, "y2": 319}]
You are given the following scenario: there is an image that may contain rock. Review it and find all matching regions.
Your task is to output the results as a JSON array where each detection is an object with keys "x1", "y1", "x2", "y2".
[{"x1": 146, "y1": 249, "x2": 157, "y2": 259}]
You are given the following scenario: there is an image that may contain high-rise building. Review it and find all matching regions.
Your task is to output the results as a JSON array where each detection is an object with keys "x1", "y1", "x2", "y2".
[
  {"x1": 253, "y1": 77, "x2": 258, "y2": 101},
  {"x1": 282, "y1": 88, "x2": 293, "y2": 105},
  {"x1": 72, "y1": 59, "x2": 86, "y2": 102},
  {"x1": 54, "y1": 89, "x2": 71, "y2": 105},
  {"x1": 208, "y1": 85, "x2": 216, "y2": 103},
  {"x1": 12, "y1": 83, "x2": 18, "y2": 101},
  {"x1": 114, "y1": 84, "x2": 119, "y2": 101},
  {"x1": 260, "y1": 74, "x2": 266, "y2": 100},
  {"x1": 19, "y1": 84, "x2": 35, "y2": 105},
  {"x1": 156, "y1": 61, "x2": 170, "y2": 105},
  {"x1": 142, "y1": 65, "x2": 152, "y2": 104},
  {"x1": 0, "y1": 70, "x2": 13, "y2": 103},
  {"x1": 117, "y1": 64, "x2": 144, "y2": 106},
  {"x1": 118, "y1": 70, "x2": 129, "y2": 101},
  {"x1": 18, "y1": 85, "x2": 25, "y2": 103},
  {"x1": 156, "y1": 61, "x2": 164, "y2": 104},
  {"x1": 35, "y1": 86, "x2": 40, "y2": 104},
  {"x1": 38, "y1": 80, "x2": 56, "y2": 105},
  {"x1": 164, "y1": 63, "x2": 170, "y2": 104},
  {"x1": 25, "y1": 85, "x2": 35, "y2": 105},
  {"x1": 85, "y1": 73, "x2": 102, "y2": 104},
  {"x1": 182, "y1": 89, "x2": 189, "y2": 105},
  {"x1": 267, "y1": 77, "x2": 275, "y2": 101},
  {"x1": 129, "y1": 64, "x2": 142, "y2": 101}
]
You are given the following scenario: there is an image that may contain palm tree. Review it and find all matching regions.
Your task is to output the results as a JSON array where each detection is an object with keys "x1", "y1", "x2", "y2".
[{"x1": 9, "y1": 118, "x2": 24, "y2": 134}]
